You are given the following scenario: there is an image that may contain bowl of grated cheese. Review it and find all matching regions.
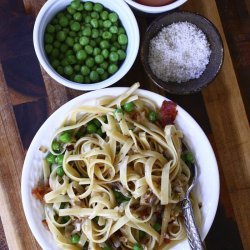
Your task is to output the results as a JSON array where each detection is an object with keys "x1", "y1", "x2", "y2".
[{"x1": 141, "y1": 11, "x2": 224, "y2": 94}]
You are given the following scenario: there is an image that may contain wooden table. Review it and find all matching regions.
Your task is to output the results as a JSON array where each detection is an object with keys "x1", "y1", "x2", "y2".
[{"x1": 0, "y1": 0, "x2": 249, "y2": 249}]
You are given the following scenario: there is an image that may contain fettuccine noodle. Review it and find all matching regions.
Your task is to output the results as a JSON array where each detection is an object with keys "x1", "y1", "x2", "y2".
[{"x1": 33, "y1": 83, "x2": 201, "y2": 250}]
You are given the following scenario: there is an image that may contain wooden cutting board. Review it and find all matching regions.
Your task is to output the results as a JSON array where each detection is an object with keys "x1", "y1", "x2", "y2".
[{"x1": 0, "y1": 0, "x2": 249, "y2": 249}]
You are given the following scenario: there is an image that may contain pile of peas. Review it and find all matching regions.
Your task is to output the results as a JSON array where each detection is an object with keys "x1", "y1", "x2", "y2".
[{"x1": 44, "y1": 0, "x2": 128, "y2": 83}]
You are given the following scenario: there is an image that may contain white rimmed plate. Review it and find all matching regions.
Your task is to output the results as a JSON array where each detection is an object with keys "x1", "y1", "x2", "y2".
[{"x1": 21, "y1": 87, "x2": 219, "y2": 250}]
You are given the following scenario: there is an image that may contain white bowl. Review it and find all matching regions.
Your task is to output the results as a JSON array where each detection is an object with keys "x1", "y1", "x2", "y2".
[
  {"x1": 33, "y1": 0, "x2": 139, "y2": 91},
  {"x1": 22, "y1": 87, "x2": 219, "y2": 250},
  {"x1": 124, "y1": 0, "x2": 188, "y2": 14}
]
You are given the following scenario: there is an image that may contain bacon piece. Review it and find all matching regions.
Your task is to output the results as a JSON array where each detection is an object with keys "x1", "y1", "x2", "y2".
[
  {"x1": 159, "y1": 100, "x2": 178, "y2": 127},
  {"x1": 164, "y1": 238, "x2": 171, "y2": 244},
  {"x1": 42, "y1": 219, "x2": 49, "y2": 230},
  {"x1": 32, "y1": 185, "x2": 51, "y2": 204}
]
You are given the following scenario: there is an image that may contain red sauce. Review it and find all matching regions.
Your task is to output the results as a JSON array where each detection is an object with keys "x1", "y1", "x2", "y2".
[{"x1": 135, "y1": 0, "x2": 175, "y2": 7}]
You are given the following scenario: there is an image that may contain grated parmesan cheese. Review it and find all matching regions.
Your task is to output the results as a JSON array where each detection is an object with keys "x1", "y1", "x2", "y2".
[{"x1": 148, "y1": 22, "x2": 211, "y2": 83}]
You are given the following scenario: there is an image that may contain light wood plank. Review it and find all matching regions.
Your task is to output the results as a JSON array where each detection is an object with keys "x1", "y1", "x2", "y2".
[{"x1": 184, "y1": 0, "x2": 250, "y2": 249}]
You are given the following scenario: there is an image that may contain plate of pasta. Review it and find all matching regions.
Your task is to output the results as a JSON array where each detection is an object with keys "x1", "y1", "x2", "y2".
[{"x1": 21, "y1": 83, "x2": 219, "y2": 250}]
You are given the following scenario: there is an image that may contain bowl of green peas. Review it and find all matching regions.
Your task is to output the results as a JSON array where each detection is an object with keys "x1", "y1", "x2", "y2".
[{"x1": 33, "y1": 0, "x2": 139, "y2": 90}]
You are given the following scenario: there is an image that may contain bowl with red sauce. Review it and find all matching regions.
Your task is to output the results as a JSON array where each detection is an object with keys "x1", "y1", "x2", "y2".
[{"x1": 124, "y1": 0, "x2": 188, "y2": 14}]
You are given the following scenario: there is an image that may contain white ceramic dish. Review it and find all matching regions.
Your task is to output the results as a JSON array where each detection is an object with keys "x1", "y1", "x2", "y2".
[
  {"x1": 124, "y1": 0, "x2": 188, "y2": 14},
  {"x1": 21, "y1": 87, "x2": 219, "y2": 250},
  {"x1": 33, "y1": 0, "x2": 139, "y2": 91}
]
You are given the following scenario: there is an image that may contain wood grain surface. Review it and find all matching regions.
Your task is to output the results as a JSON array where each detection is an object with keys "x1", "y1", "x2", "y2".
[{"x1": 0, "y1": 0, "x2": 249, "y2": 249}]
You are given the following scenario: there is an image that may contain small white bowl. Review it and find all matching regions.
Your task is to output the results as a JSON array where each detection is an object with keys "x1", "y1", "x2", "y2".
[
  {"x1": 33, "y1": 0, "x2": 139, "y2": 91},
  {"x1": 22, "y1": 87, "x2": 219, "y2": 250},
  {"x1": 124, "y1": 0, "x2": 188, "y2": 14}
]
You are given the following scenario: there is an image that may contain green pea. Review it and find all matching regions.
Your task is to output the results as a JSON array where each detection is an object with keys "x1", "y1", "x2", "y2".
[
  {"x1": 65, "y1": 37, "x2": 74, "y2": 47},
  {"x1": 110, "y1": 46, "x2": 117, "y2": 52},
  {"x1": 98, "y1": 20, "x2": 103, "y2": 27},
  {"x1": 52, "y1": 141, "x2": 60, "y2": 151},
  {"x1": 118, "y1": 34, "x2": 128, "y2": 45},
  {"x1": 45, "y1": 44, "x2": 53, "y2": 54},
  {"x1": 54, "y1": 24, "x2": 61, "y2": 32},
  {"x1": 73, "y1": 12, "x2": 82, "y2": 21},
  {"x1": 61, "y1": 216, "x2": 70, "y2": 224},
  {"x1": 117, "y1": 49, "x2": 126, "y2": 60},
  {"x1": 94, "y1": 54, "x2": 104, "y2": 64},
  {"x1": 60, "y1": 44, "x2": 68, "y2": 53},
  {"x1": 56, "y1": 166, "x2": 65, "y2": 177},
  {"x1": 108, "y1": 64, "x2": 118, "y2": 75},
  {"x1": 79, "y1": 36, "x2": 89, "y2": 46},
  {"x1": 81, "y1": 66, "x2": 90, "y2": 76},
  {"x1": 67, "y1": 54, "x2": 77, "y2": 65},
  {"x1": 108, "y1": 12, "x2": 118, "y2": 23},
  {"x1": 101, "y1": 49, "x2": 109, "y2": 59},
  {"x1": 111, "y1": 35, "x2": 118, "y2": 43},
  {"x1": 89, "y1": 40, "x2": 96, "y2": 47},
  {"x1": 61, "y1": 59, "x2": 69, "y2": 67},
  {"x1": 96, "y1": 67, "x2": 105, "y2": 75},
  {"x1": 100, "y1": 40, "x2": 109, "y2": 49},
  {"x1": 59, "y1": 131, "x2": 72, "y2": 143},
  {"x1": 85, "y1": 45, "x2": 93, "y2": 55},
  {"x1": 109, "y1": 52, "x2": 119, "y2": 62},
  {"x1": 86, "y1": 123, "x2": 97, "y2": 133},
  {"x1": 51, "y1": 48, "x2": 59, "y2": 58},
  {"x1": 71, "y1": 21, "x2": 81, "y2": 31},
  {"x1": 71, "y1": 234, "x2": 80, "y2": 244},
  {"x1": 66, "y1": 50, "x2": 74, "y2": 56},
  {"x1": 93, "y1": 47, "x2": 101, "y2": 56},
  {"x1": 82, "y1": 27, "x2": 92, "y2": 37},
  {"x1": 69, "y1": 31, "x2": 77, "y2": 37},
  {"x1": 46, "y1": 153, "x2": 56, "y2": 164},
  {"x1": 101, "y1": 71, "x2": 109, "y2": 80},
  {"x1": 93, "y1": 3, "x2": 103, "y2": 12},
  {"x1": 85, "y1": 76, "x2": 91, "y2": 83},
  {"x1": 56, "y1": 154, "x2": 64, "y2": 165},
  {"x1": 76, "y1": 50, "x2": 87, "y2": 60},
  {"x1": 67, "y1": 6, "x2": 76, "y2": 15},
  {"x1": 153, "y1": 222, "x2": 161, "y2": 232},
  {"x1": 102, "y1": 31, "x2": 112, "y2": 40},
  {"x1": 86, "y1": 58, "x2": 95, "y2": 68},
  {"x1": 91, "y1": 29, "x2": 99, "y2": 38},
  {"x1": 44, "y1": 33, "x2": 54, "y2": 44},
  {"x1": 56, "y1": 66, "x2": 64, "y2": 75},
  {"x1": 46, "y1": 24, "x2": 55, "y2": 33},
  {"x1": 84, "y1": 15, "x2": 91, "y2": 24},
  {"x1": 56, "y1": 31, "x2": 66, "y2": 41},
  {"x1": 74, "y1": 64, "x2": 81, "y2": 72},
  {"x1": 103, "y1": 20, "x2": 111, "y2": 28},
  {"x1": 63, "y1": 65, "x2": 73, "y2": 76},
  {"x1": 103, "y1": 246, "x2": 112, "y2": 250},
  {"x1": 73, "y1": 43, "x2": 82, "y2": 52},
  {"x1": 90, "y1": 71, "x2": 99, "y2": 82},
  {"x1": 84, "y1": 1, "x2": 93, "y2": 11},
  {"x1": 109, "y1": 26, "x2": 118, "y2": 34},
  {"x1": 59, "y1": 16, "x2": 68, "y2": 27},
  {"x1": 118, "y1": 27, "x2": 125, "y2": 34},
  {"x1": 92, "y1": 118, "x2": 102, "y2": 128},
  {"x1": 181, "y1": 152, "x2": 195, "y2": 165},
  {"x1": 90, "y1": 19, "x2": 98, "y2": 28},
  {"x1": 74, "y1": 74, "x2": 84, "y2": 83},
  {"x1": 100, "y1": 61, "x2": 108, "y2": 70},
  {"x1": 133, "y1": 243, "x2": 142, "y2": 250},
  {"x1": 100, "y1": 11, "x2": 108, "y2": 20},
  {"x1": 123, "y1": 102, "x2": 135, "y2": 112},
  {"x1": 91, "y1": 12, "x2": 99, "y2": 19},
  {"x1": 148, "y1": 111, "x2": 158, "y2": 122},
  {"x1": 71, "y1": 0, "x2": 80, "y2": 10}
]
